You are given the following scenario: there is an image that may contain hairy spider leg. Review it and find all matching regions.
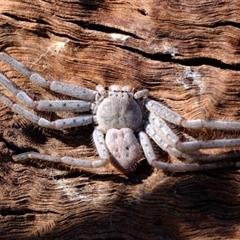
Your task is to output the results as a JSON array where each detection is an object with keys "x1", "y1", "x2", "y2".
[
  {"x1": 148, "y1": 112, "x2": 240, "y2": 151},
  {"x1": 0, "y1": 91, "x2": 93, "y2": 129},
  {"x1": 146, "y1": 99, "x2": 240, "y2": 131},
  {"x1": 13, "y1": 129, "x2": 110, "y2": 168},
  {"x1": 145, "y1": 122, "x2": 240, "y2": 161},
  {"x1": 0, "y1": 71, "x2": 93, "y2": 112},
  {"x1": 146, "y1": 99, "x2": 240, "y2": 151},
  {"x1": 139, "y1": 130, "x2": 240, "y2": 172},
  {"x1": 134, "y1": 89, "x2": 149, "y2": 99},
  {"x1": 0, "y1": 53, "x2": 97, "y2": 129},
  {"x1": 0, "y1": 52, "x2": 97, "y2": 101}
]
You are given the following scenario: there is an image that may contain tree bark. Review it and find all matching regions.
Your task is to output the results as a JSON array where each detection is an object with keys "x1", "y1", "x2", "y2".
[{"x1": 0, "y1": 0, "x2": 240, "y2": 239}]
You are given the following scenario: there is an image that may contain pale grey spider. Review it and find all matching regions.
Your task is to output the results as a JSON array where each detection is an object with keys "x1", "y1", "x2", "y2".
[{"x1": 0, "y1": 52, "x2": 240, "y2": 173}]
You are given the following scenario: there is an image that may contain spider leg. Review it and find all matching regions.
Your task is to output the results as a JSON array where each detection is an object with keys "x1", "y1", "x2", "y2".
[
  {"x1": 148, "y1": 112, "x2": 179, "y2": 148},
  {"x1": 37, "y1": 114, "x2": 93, "y2": 129},
  {"x1": 178, "y1": 138, "x2": 240, "y2": 151},
  {"x1": 0, "y1": 92, "x2": 93, "y2": 129},
  {"x1": 149, "y1": 112, "x2": 240, "y2": 151},
  {"x1": 146, "y1": 98, "x2": 240, "y2": 131},
  {"x1": 13, "y1": 129, "x2": 110, "y2": 168},
  {"x1": 35, "y1": 100, "x2": 93, "y2": 112},
  {"x1": 145, "y1": 122, "x2": 240, "y2": 162},
  {"x1": 145, "y1": 99, "x2": 184, "y2": 126},
  {"x1": 0, "y1": 72, "x2": 93, "y2": 112},
  {"x1": 139, "y1": 129, "x2": 240, "y2": 172},
  {"x1": 149, "y1": 113, "x2": 240, "y2": 151},
  {"x1": 144, "y1": 122, "x2": 196, "y2": 160},
  {"x1": 0, "y1": 52, "x2": 97, "y2": 101},
  {"x1": 134, "y1": 89, "x2": 149, "y2": 99},
  {"x1": 139, "y1": 130, "x2": 200, "y2": 171}
]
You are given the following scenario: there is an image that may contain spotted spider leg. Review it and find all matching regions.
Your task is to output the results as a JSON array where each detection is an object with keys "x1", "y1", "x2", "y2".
[
  {"x1": 139, "y1": 130, "x2": 240, "y2": 172},
  {"x1": 0, "y1": 75, "x2": 93, "y2": 129},
  {"x1": 13, "y1": 128, "x2": 110, "y2": 168},
  {"x1": 0, "y1": 52, "x2": 99, "y2": 129},
  {"x1": 145, "y1": 120, "x2": 240, "y2": 162},
  {"x1": 148, "y1": 112, "x2": 240, "y2": 156},
  {"x1": 146, "y1": 99, "x2": 240, "y2": 150},
  {"x1": 0, "y1": 52, "x2": 97, "y2": 100}
]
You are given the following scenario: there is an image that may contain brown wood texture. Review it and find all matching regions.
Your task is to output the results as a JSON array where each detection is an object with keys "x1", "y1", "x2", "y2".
[{"x1": 1, "y1": 0, "x2": 240, "y2": 239}]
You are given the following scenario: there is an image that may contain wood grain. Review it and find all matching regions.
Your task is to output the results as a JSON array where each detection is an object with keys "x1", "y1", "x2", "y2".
[{"x1": 0, "y1": 0, "x2": 240, "y2": 239}]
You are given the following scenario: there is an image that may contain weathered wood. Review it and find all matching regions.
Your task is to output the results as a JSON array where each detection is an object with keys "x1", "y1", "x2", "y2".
[{"x1": 0, "y1": 0, "x2": 240, "y2": 239}]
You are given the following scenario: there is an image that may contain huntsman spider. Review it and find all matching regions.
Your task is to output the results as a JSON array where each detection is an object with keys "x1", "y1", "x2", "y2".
[{"x1": 0, "y1": 52, "x2": 240, "y2": 173}]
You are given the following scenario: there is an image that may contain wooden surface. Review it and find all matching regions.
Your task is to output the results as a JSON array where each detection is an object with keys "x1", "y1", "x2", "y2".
[{"x1": 1, "y1": 0, "x2": 240, "y2": 239}]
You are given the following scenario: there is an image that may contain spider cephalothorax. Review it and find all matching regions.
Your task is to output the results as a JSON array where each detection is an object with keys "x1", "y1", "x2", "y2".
[
  {"x1": 0, "y1": 52, "x2": 240, "y2": 174},
  {"x1": 95, "y1": 85, "x2": 143, "y2": 132}
]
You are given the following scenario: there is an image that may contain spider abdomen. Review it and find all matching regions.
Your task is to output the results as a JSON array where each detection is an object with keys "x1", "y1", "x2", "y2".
[
  {"x1": 105, "y1": 128, "x2": 142, "y2": 172},
  {"x1": 96, "y1": 91, "x2": 143, "y2": 132}
]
